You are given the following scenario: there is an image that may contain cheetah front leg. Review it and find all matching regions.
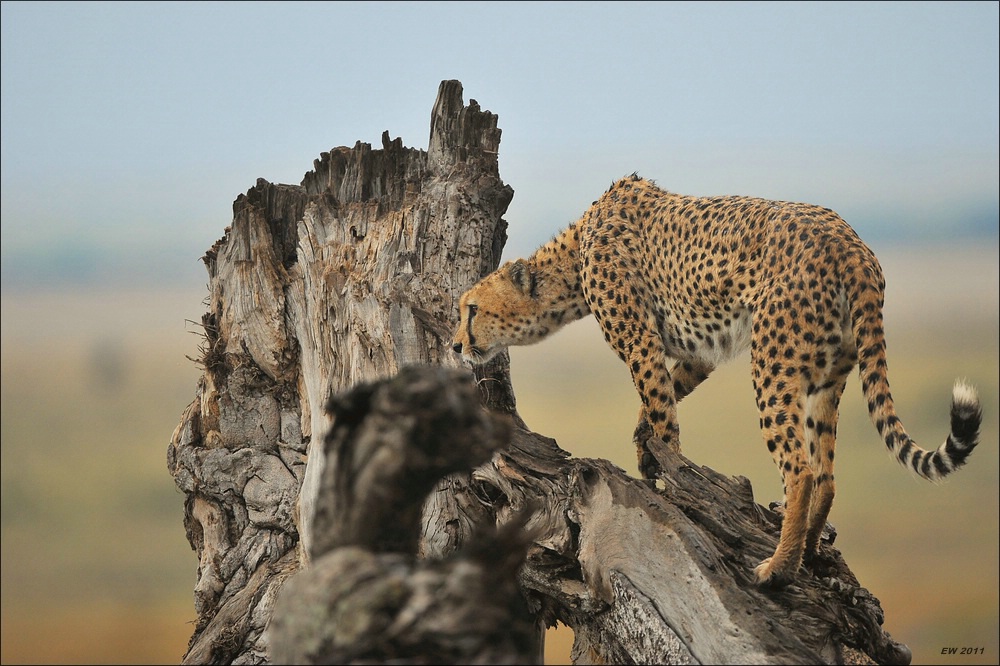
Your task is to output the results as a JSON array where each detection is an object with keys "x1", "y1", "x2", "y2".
[
  {"x1": 630, "y1": 359, "x2": 713, "y2": 478},
  {"x1": 621, "y1": 326, "x2": 683, "y2": 480}
]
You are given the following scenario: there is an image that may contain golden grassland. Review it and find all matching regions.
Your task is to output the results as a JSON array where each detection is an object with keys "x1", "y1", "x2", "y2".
[
  {"x1": 2, "y1": 287, "x2": 205, "y2": 665},
  {"x1": 1, "y1": 245, "x2": 997, "y2": 665}
]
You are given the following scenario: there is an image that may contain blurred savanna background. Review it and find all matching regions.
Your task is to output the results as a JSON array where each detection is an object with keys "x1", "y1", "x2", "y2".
[{"x1": 2, "y1": 2, "x2": 997, "y2": 665}]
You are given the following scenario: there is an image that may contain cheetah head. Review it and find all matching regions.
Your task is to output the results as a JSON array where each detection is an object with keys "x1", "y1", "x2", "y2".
[{"x1": 452, "y1": 259, "x2": 551, "y2": 364}]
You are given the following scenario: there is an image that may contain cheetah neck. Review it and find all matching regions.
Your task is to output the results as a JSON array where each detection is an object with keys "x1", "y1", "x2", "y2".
[{"x1": 525, "y1": 223, "x2": 589, "y2": 325}]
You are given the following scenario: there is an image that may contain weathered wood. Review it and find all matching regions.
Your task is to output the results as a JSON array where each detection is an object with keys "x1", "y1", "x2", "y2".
[
  {"x1": 268, "y1": 365, "x2": 541, "y2": 664},
  {"x1": 475, "y1": 424, "x2": 912, "y2": 665},
  {"x1": 168, "y1": 80, "x2": 513, "y2": 663},
  {"x1": 169, "y1": 79, "x2": 910, "y2": 665}
]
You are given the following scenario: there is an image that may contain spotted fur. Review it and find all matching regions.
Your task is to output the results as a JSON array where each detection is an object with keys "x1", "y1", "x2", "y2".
[{"x1": 453, "y1": 174, "x2": 983, "y2": 585}]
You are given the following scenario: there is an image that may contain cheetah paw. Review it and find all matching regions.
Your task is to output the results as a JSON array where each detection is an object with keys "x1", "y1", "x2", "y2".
[{"x1": 754, "y1": 557, "x2": 793, "y2": 588}]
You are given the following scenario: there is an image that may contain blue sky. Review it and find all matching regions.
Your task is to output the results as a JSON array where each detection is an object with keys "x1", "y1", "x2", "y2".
[{"x1": 1, "y1": 1, "x2": 997, "y2": 288}]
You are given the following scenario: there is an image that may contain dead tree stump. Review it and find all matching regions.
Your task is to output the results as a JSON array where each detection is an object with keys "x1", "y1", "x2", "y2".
[
  {"x1": 168, "y1": 80, "x2": 910, "y2": 665},
  {"x1": 267, "y1": 365, "x2": 541, "y2": 664}
]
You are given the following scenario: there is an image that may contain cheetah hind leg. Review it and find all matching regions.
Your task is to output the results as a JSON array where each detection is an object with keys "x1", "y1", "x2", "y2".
[
  {"x1": 802, "y1": 365, "x2": 850, "y2": 562},
  {"x1": 754, "y1": 468, "x2": 814, "y2": 587}
]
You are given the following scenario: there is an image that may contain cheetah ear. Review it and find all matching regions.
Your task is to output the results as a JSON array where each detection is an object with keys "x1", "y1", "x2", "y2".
[{"x1": 507, "y1": 259, "x2": 537, "y2": 297}]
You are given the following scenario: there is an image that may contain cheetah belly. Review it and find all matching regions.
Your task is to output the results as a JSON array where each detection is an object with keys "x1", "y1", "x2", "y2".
[{"x1": 660, "y1": 306, "x2": 752, "y2": 367}]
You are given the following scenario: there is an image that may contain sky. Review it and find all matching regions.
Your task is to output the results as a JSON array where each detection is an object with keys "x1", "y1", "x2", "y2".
[{"x1": 1, "y1": 0, "x2": 998, "y2": 289}]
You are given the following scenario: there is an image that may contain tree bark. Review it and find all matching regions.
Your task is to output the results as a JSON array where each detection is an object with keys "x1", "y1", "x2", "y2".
[
  {"x1": 168, "y1": 79, "x2": 511, "y2": 664},
  {"x1": 169, "y1": 80, "x2": 911, "y2": 665},
  {"x1": 267, "y1": 365, "x2": 541, "y2": 665}
]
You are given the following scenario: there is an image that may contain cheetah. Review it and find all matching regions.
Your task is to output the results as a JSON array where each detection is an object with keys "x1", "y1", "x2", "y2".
[{"x1": 452, "y1": 173, "x2": 982, "y2": 586}]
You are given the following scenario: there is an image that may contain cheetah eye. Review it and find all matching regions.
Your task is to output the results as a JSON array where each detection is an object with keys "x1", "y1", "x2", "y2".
[{"x1": 468, "y1": 304, "x2": 479, "y2": 317}]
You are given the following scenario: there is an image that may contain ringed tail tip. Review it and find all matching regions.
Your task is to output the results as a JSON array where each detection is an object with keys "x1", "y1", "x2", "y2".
[
  {"x1": 948, "y1": 379, "x2": 982, "y2": 461},
  {"x1": 951, "y1": 378, "x2": 980, "y2": 413}
]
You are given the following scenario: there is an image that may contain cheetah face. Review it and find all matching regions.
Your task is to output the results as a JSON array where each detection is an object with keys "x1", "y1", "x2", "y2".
[{"x1": 452, "y1": 259, "x2": 548, "y2": 364}]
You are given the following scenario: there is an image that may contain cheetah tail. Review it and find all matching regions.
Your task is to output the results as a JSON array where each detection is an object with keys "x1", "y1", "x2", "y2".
[{"x1": 852, "y1": 300, "x2": 982, "y2": 482}]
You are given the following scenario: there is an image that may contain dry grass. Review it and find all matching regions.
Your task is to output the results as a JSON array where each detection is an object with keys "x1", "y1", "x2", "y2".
[{"x1": 1, "y1": 286, "x2": 204, "y2": 665}]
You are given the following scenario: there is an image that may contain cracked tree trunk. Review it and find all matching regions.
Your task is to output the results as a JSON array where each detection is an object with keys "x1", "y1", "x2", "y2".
[{"x1": 168, "y1": 80, "x2": 911, "y2": 665}]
